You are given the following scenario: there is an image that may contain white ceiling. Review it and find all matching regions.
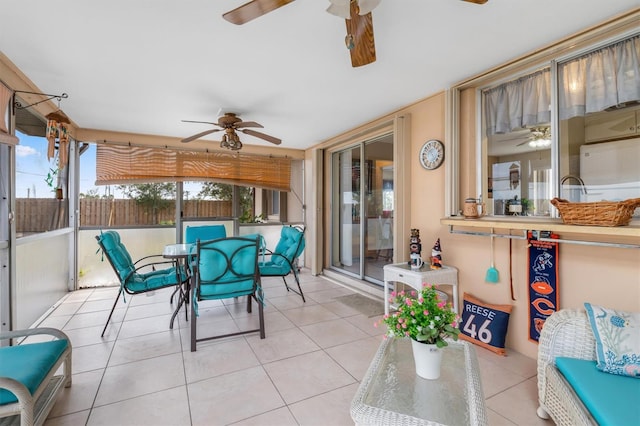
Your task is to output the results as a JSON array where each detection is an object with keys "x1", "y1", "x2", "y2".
[{"x1": 1, "y1": 1, "x2": 638, "y2": 151}]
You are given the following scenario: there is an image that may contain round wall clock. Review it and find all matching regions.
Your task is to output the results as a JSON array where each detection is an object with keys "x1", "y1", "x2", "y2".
[{"x1": 419, "y1": 139, "x2": 445, "y2": 170}]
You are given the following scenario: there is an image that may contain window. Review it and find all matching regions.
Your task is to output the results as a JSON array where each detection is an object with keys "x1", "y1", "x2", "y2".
[
  {"x1": 482, "y1": 69, "x2": 552, "y2": 216},
  {"x1": 557, "y1": 35, "x2": 640, "y2": 211},
  {"x1": 268, "y1": 190, "x2": 280, "y2": 217},
  {"x1": 476, "y1": 33, "x2": 640, "y2": 219}
]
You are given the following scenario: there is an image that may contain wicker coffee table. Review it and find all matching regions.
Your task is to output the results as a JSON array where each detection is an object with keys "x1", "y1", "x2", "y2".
[{"x1": 351, "y1": 338, "x2": 487, "y2": 426}]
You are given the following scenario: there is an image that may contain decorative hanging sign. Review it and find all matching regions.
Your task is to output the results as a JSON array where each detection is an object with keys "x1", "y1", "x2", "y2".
[{"x1": 527, "y1": 230, "x2": 559, "y2": 343}]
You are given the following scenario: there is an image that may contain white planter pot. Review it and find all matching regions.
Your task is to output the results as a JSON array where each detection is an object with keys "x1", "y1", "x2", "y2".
[{"x1": 410, "y1": 339, "x2": 443, "y2": 380}]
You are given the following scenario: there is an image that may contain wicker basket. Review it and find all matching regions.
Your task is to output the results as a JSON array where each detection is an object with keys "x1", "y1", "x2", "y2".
[{"x1": 551, "y1": 197, "x2": 640, "y2": 227}]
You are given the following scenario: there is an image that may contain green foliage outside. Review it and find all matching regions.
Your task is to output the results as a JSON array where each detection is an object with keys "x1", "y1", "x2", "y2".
[
  {"x1": 109, "y1": 182, "x2": 259, "y2": 224},
  {"x1": 198, "y1": 182, "x2": 257, "y2": 223},
  {"x1": 118, "y1": 183, "x2": 176, "y2": 224}
]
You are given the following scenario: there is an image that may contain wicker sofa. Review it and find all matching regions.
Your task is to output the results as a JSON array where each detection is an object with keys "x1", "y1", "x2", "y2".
[{"x1": 536, "y1": 308, "x2": 640, "y2": 425}]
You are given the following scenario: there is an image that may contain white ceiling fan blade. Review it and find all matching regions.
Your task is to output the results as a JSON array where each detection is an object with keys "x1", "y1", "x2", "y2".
[{"x1": 358, "y1": 0, "x2": 381, "y2": 15}]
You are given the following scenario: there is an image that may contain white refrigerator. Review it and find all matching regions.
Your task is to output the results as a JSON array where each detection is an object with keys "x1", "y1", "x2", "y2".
[{"x1": 580, "y1": 138, "x2": 640, "y2": 215}]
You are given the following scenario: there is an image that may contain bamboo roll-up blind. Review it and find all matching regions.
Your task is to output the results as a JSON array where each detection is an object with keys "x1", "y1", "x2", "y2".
[
  {"x1": 0, "y1": 82, "x2": 18, "y2": 145},
  {"x1": 96, "y1": 144, "x2": 291, "y2": 191}
]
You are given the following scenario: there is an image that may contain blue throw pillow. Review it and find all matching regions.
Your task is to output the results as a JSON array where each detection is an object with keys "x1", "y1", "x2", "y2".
[
  {"x1": 459, "y1": 292, "x2": 512, "y2": 356},
  {"x1": 584, "y1": 303, "x2": 640, "y2": 378}
]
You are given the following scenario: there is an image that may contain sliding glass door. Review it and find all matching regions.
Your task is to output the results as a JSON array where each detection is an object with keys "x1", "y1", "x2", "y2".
[{"x1": 331, "y1": 134, "x2": 393, "y2": 284}]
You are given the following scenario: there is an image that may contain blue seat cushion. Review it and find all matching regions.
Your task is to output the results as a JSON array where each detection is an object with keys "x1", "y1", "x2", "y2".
[
  {"x1": 259, "y1": 262, "x2": 290, "y2": 276},
  {"x1": 556, "y1": 357, "x2": 640, "y2": 426},
  {"x1": 197, "y1": 237, "x2": 258, "y2": 300},
  {"x1": 258, "y1": 227, "x2": 304, "y2": 276},
  {"x1": 0, "y1": 339, "x2": 69, "y2": 405},
  {"x1": 270, "y1": 227, "x2": 304, "y2": 267},
  {"x1": 126, "y1": 266, "x2": 187, "y2": 293},
  {"x1": 99, "y1": 231, "x2": 135, "y2": 282},
  {"x1": 185, "y1": 225, "x2": 226, "y2": 244}
]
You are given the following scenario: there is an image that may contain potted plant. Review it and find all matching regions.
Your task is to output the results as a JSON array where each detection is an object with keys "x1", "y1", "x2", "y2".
[{"x1": 377, "y1": 284, "x2": 460, "y2": 379}]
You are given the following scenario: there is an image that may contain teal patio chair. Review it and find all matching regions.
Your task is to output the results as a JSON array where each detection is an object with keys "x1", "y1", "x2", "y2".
[
  {"x1": 190, "y1": 236, "x2": 264, "y2": 351},
  {"x1": 185, "y1": 224, "x2": 227, "y2": 243},
  {"x1": 166, "y1": 224, "x2": 228, "y2": 303},
  {"x1": 96, "y1": 230, "x2": 189, "y2": 336},
  {"x1": 258, "y1": 225, "x2": 306, "y2": 302}
]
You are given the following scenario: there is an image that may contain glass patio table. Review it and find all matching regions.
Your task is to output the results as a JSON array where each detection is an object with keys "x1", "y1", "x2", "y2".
[
  {"x1": 351, "y1": 338, "x2": 488, "y2": 426},
  {"x1": 163, "y1": 243, "x2": 194, "y2": 328}
]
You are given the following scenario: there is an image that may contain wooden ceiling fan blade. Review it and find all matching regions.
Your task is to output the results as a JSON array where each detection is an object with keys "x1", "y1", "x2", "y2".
[
  {"x1": 346, "y1": 3, "x2": 376, "y2": 67},
  {"x1": 240, "y1": 129, "x2": 282, "y2": 145},
  {"x1": 223, "y1": 0, "x2": 296, "y2": 25},
  {"x1": 181, "y1": 128, "x2": 222, "y2": 143},
  {"x1": 235, "y1": 121, "x2": 264, "y2": 129},
  {"x1": 461, "y1": 0, "x2": 488, "y2": 4}
]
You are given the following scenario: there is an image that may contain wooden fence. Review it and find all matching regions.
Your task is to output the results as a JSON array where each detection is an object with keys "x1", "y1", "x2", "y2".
[{"x1": 15, "y1": 198, "x2": 232, "y2": 232}]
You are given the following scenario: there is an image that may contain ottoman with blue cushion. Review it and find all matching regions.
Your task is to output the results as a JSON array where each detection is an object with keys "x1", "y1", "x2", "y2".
[{"x1": 0, "y1": 328, "x2": 72, "y2": 426}]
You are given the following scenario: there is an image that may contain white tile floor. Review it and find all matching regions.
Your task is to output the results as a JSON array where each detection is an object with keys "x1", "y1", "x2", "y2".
[{"x1": 35, "y1": 270, "x2": 553, "y2": 425}]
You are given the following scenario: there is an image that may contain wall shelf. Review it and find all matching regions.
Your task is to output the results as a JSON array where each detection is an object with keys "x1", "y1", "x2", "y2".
[{"x1": 441, "y1": 216, "x2": 640, "y2": 249}]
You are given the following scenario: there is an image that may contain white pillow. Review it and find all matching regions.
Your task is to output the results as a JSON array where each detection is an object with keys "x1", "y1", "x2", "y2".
[{"x1": 584, "y1": 303, "x2": 640, "y2": 378}]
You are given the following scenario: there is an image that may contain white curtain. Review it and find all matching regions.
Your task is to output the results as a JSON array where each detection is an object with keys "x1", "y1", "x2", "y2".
[
  {"x1": 484, "y1": 69, "x2": 550, "y2": 136},
  {"x1": 559, "y1": 35, "x2": 640, "y2": 120}
]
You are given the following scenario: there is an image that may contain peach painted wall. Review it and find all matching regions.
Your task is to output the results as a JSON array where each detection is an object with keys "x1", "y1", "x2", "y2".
[
  {"x1": 408, "y1": 92, "x2": 640, "y2": 360},
  {"x1": 314, "y1": 90, "x2": 640, "y2": 360}
]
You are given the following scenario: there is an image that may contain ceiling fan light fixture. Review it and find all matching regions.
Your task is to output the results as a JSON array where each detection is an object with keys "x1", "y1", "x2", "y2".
[
  {"x1": 220, "y1": 133, "x2": 229, "y2": 149},
  {"x1": 357, "y1": 0, "x2": 381, "y2": 15},
  {"x1": 528, "y1": 139, "x2": 551, "y2": 148},
  {"x1": 327, "y1": 0, "x2": 381, "y2": 18},
  {"x1": 528, "y1": 126, "x2": 552, "y2": 148},
  {"x1": 326, "y1": 4, "x2": 350, "y2": 19}
]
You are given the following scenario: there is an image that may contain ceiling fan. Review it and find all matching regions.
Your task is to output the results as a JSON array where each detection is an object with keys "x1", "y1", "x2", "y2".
[
  {"x1": 490, "y1": 126, "x2": 552, "y2": 149},
  {"x1": 222, "y1": 0, "x2": 488, "y2": 68},
  {"x1": 515, "y1": 126, "x2": 552, "y2": 147},
  {"x1": 181, "y1": 112, "x2": 281, "y2": 151}
]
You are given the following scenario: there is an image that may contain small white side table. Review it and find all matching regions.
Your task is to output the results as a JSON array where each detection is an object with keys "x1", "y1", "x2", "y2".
[{"x1": 383, "y1": 263, "x2": 459, "y2": 315}]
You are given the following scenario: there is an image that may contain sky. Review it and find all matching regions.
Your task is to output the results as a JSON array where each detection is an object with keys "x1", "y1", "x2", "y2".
[
  {"x1": 14, "y1": 131, "x2": 100, "y2": 198},
  {"x1": 14, "y1": 131, "x2": 204, "y2": 199}
]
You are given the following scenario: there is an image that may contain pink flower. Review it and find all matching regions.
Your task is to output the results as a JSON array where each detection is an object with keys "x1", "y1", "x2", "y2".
[
  {"x1": 396, "y1": 324, "x2": 401, "y2": 329},
  {"x1": 390, "y1": 291, "x2": 396, "y2": 297},
  {"x1": 418, "y1": 297, "x2": 424, "y2": 303},
  {"x1": 410, "y1": 311, "x2": 415, "y2": 316},
  {"x1": 405, "y1": 298, "x2": 413, "y2": 307},
  {"x1": 373, "y1": 322, "x2": 378, "y2": 328},
  {"x1": 402, "y1": 323, "x2": 407, "y2": 329},
  {"x1": 423, "y1": 310, "x2": 429, "y2": 316},
  {"x1": 411, "y1": 290, "x2": 417, "y2": 297},
  {"x1": 404, "y1": 331, "x2": 410, "y2": 337},
  {"x1": 438, "y1": 301, "x2": 446, "y2": 308}
]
